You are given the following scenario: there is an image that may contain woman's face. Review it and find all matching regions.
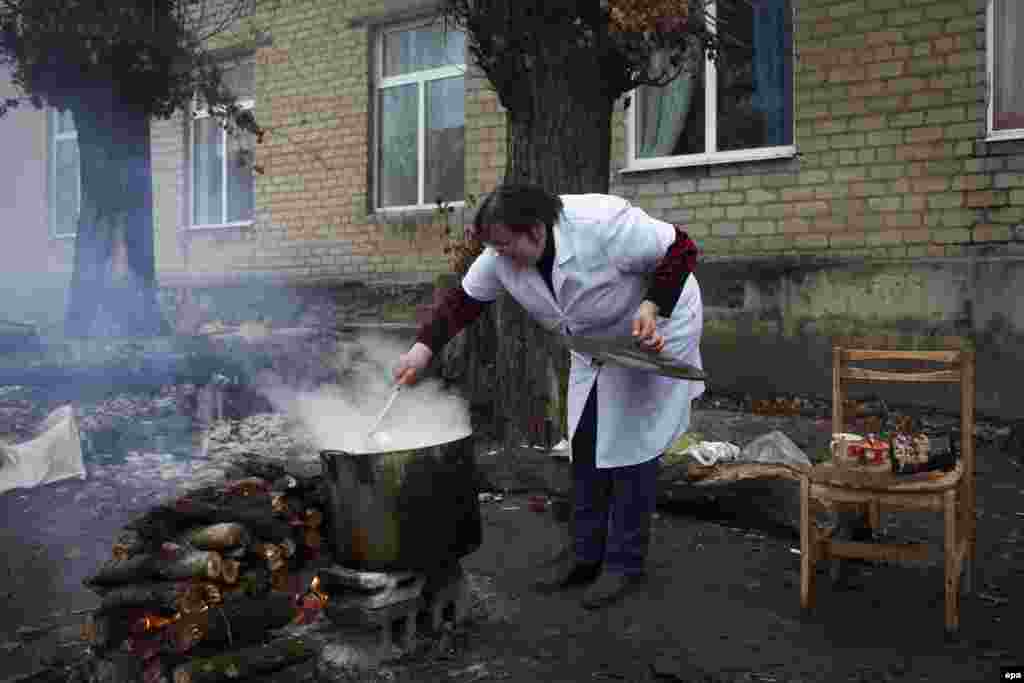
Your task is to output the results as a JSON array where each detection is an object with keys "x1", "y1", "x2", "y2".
[{"x1": 484, "y1": 223, "x2": 546, "y2": 268}]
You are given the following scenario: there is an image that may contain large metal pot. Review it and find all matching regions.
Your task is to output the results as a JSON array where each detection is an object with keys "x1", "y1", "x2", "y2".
[{"x1": 319, "y1": 434, "x2": 482, "y2": 572}]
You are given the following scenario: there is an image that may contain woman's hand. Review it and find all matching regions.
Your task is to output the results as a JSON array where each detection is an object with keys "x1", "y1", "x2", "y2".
[
  {"x1": 632, "y1": 300, "x2": 665, "y2": 353},
  {"x1": 394, "y1": 342, "x2": 434, "y2": 386}
]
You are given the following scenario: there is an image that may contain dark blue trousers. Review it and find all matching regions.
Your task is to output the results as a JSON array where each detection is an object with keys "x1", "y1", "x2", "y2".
[{"x1": 571, "y1": 381, "x2": 660, "y2": 576}]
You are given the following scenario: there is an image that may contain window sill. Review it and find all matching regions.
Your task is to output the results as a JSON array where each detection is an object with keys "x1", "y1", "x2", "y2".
[
  {"x1": 985, "y1": 130, "x2": 1024, "y2": 143},
  {"x1": 373, "y1": 202, "x2": 466, "y2": 220},
  {"x1": 619, "y1": 145, "x2": 798, "y2": 173},
  {"x1": 182, "y1": 221, "x2": 255, "y2": 232}
]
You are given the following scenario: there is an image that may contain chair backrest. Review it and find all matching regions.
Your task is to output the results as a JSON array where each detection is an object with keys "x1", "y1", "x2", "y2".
[{"x1": 832, "y1": 336, "x2": 975, "y2": 479}]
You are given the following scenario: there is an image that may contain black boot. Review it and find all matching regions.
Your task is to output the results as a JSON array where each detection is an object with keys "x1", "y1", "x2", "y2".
[{"x1": 533, "y1": 558, "x2": 601, "y2": 593}]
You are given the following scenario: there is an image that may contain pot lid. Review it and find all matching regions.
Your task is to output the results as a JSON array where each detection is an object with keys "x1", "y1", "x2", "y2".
[{"x1": 556, "y1": 334, "x2": 707, "y2": 381}]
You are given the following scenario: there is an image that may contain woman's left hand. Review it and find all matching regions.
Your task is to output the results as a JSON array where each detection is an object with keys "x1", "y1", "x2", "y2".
[{"x1": 632, "y1": 300, "x2": 665, "y2": 353}]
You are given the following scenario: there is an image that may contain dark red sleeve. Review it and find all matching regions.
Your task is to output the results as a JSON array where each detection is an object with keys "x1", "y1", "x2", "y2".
[
  {"x1": 644, "y1": 224, "x2": 699, "y2": 317},
  {"x1": 415, "y1": 285, "x2": 492, "y2": 353}
]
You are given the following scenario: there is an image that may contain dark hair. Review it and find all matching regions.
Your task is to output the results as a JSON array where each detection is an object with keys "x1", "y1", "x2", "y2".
[{"x1": 472, "y1": 183, "x2": 564, "y2": 241}]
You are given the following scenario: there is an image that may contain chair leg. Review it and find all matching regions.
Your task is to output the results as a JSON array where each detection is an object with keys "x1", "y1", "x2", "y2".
[
  {"x1": 868, "y1": 501, "x2": 881, "y2": 532},
  {"x1": 944, "y1": 490, "x2": 960, "y2": 635},
  {"x1": 963, "y1": 482, "x2": 976, "y2": 596},
  {"x1": 800, "y1": 476, "x2": 815, "y2": 612}
]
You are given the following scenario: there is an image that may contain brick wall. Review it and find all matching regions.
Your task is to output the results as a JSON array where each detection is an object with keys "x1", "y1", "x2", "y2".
[
  {"x1": 609, "y1": 0, "x2": 1024, "y2": 264},
  {"x1": 156, "y1": 0, "x2": 458, "y2": 290}
]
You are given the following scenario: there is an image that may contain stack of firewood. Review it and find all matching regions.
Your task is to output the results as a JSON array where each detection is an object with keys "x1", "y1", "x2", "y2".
[{"x1": 81, "y1": 453, "x2": 334, "y2": 683}]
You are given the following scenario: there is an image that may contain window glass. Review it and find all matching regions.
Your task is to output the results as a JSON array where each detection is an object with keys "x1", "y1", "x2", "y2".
[
  {"x1": 192, "y1": 116, "x2": 224, "y2": 225},
  {"x1": 993, "y1": 0, "x2": 1024, "y2": 131},
  {"x1": 226, "y1": 127, "x2": 255, "y2": 222},
  {"x1": 383, "y1": 24, "x2": 465, "y2": 77},
  {"x1": 425, "y1": 76, "x2": 465, "y2": 203},
  {"x1": 56, "y1": 109, "x2": 75, "y2": 135},
  {"x1": 717, "y1": 0, "x2": 793, "y2": 151},
  {"x1": 54, "y1": 137, "x2": 79, "y2": 235},
  {"x1": 379, "y1": 83, "x2": 419, "y2": 207},
  {"x1": 222, "y1": 60, "x2": 255, "y2": 100},
  {"x1": 634, "y1": 0, "x2": 792, "y2": 159}
]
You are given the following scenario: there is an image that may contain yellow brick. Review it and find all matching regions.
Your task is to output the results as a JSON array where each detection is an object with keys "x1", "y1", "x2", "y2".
[
  {"x1": 867, "y1": 230, "x2": 904, "y2": 246},
  {"x1": 712, "y1": 192, "x2": 746, "y2": 205},
  {"x1": 681, "y1": 193, "x2": 713, "y2": 207},
  {"x1": 759, "y1": 236, "x2": 791, "y2": 251},
  {"x1": 746, "y1": 189, "x2": 779, "y2": 204},
  {"x1": 911, "y1": 177, "x2": 950, "y2": 193},
  {"x1": 901, "y1": 229, "x2": 931, "y2": 244},
  {"x1": 782, "y1": 218, "x2": 811, "y2": 234},
  {"x1": 927, "y1": 193, "x2": 964, "y2": 210},
  {"x1": 744, "y1": 221, "x2": 777, "y2": 235},
  {"x1": 782, "y1": 187, "x2": 816, "y2": 202},
  {"x1": 906, "y1": 127, "x2": 944, "y2": 143},
  {"x1": 829, "y1": 233, "x2": 866, "y2": 248},
  {"x1": 795, "y1": 234, "x2": 829, "y2": 249},
  {"x1": 727, "y1": 206, "x2": 762, "y2": 220},
  {"x1": 883, "y1": 212, "x2": 924, "y2": 228}
]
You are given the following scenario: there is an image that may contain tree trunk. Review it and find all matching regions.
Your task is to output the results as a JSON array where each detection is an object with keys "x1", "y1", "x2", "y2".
[
  {"x1": 64, "y1": 88, "x2": 169, "y2": 338},
  {"x1": 451, "y1": 21, "x2": 616, "y2": 448}
]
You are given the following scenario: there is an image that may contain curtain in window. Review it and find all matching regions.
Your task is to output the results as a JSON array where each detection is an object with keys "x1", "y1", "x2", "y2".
[
  {"x1": 639, "y1": 49, "x2": 695, "y2": 158},
  {"x1": 227, "y1": 127, "x2": 255, "y2": 222},
  {"x1": 994, "y1": 0, "x2": 1024, "y2": 131},
  {"x1": 751, "y1": 0, "x2": 792, "y2": 146}
]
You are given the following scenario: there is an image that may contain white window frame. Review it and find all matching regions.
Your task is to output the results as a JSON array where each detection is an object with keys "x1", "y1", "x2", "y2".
[
  {"x1": 374, "y1": 17, "x2": 466, "y2": 213},
  {"x1": 986, "y1": 0, "x2": 1024, "y2": 142},
  {"x1": 48, "y1": 108, "x2": 80, "y2": 239},
  {"x1": 621, "y1": 0, "x2": 797, "y2": 173},
  {"x1": 188, "y1": 96, "x2": 257, "y2": 230}
]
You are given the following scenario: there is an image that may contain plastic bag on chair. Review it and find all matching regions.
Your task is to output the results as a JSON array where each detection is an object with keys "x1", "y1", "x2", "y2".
[{"x1": 739, "y1": 430, "x2": 812, "y2": 468}]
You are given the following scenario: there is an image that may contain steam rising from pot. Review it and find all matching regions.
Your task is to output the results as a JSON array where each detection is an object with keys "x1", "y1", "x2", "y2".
[{"x1": 260, "y1": 332, "x2": 471, "y2": 454}]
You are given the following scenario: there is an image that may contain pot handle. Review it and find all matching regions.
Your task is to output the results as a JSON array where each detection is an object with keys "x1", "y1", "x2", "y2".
[{"x1": 320, "y1": 451, "x2": 339, "y2": 479}]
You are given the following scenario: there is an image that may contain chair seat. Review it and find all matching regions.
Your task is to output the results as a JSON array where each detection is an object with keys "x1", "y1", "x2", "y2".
[{"x1": 808, "y1": 459, "x2": 963, "y2": 493}]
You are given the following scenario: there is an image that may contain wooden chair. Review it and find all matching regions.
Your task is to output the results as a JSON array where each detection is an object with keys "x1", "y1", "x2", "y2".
[{"x1": 799, "y1": 337, "x2": 976, "y2": 636}]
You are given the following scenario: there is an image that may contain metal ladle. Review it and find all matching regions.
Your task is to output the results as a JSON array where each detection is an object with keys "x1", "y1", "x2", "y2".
[{"x1": 365, "y1": 385, "x2": 403, "y2": 446}]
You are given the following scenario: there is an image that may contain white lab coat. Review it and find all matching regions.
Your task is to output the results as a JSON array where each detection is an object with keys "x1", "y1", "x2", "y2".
[{"x1": 462, "y1": 194, "x2": 704, "y2": 468}]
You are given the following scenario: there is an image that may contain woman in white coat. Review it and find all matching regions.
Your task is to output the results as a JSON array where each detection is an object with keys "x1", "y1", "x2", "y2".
[{"x1": 394, "y1": 183, "x2": 704, "y2": 608}]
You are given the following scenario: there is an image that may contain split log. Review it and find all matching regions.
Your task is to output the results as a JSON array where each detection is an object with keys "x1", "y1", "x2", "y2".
[
  {"x1": 96, "y1": 581, "x2": 210, "y2": 615},
  {"x1": 182, "y1": 523, "x2": 250, "y2": 550},
  {"x1": 172, "y1": 636, "x2": 316, "y2": 683},
  {"x1": 85, "y1": 549, "x2": 223, "y2": 587},
  {"x1": 304, "y1": 509, "x2": 323, "y2": 529},
  {"x1": 224, "y1": 477, "x2": 273, "y2": 497},
  {"x1": 221, "y1": 559, "x2": 241, "y2": 585},
  {"x1": 247, "y1": 542, "x2": 289, "y2": 573},
  {"x1": 172, "y1": 593, "x2": 298, "y2": 653},
  {"x1": 160, "y1": 495, "x2": 298, "y2": 545}
]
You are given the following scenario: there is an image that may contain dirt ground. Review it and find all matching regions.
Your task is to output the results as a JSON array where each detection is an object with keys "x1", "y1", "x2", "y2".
[{"x1": 1, "y1": 407, "x2": 1022, "y2": 683}]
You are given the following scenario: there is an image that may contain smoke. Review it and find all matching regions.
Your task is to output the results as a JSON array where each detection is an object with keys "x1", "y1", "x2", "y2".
[{"x1": 260, "y1": 331, "x2": 471, "y2": 454}]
